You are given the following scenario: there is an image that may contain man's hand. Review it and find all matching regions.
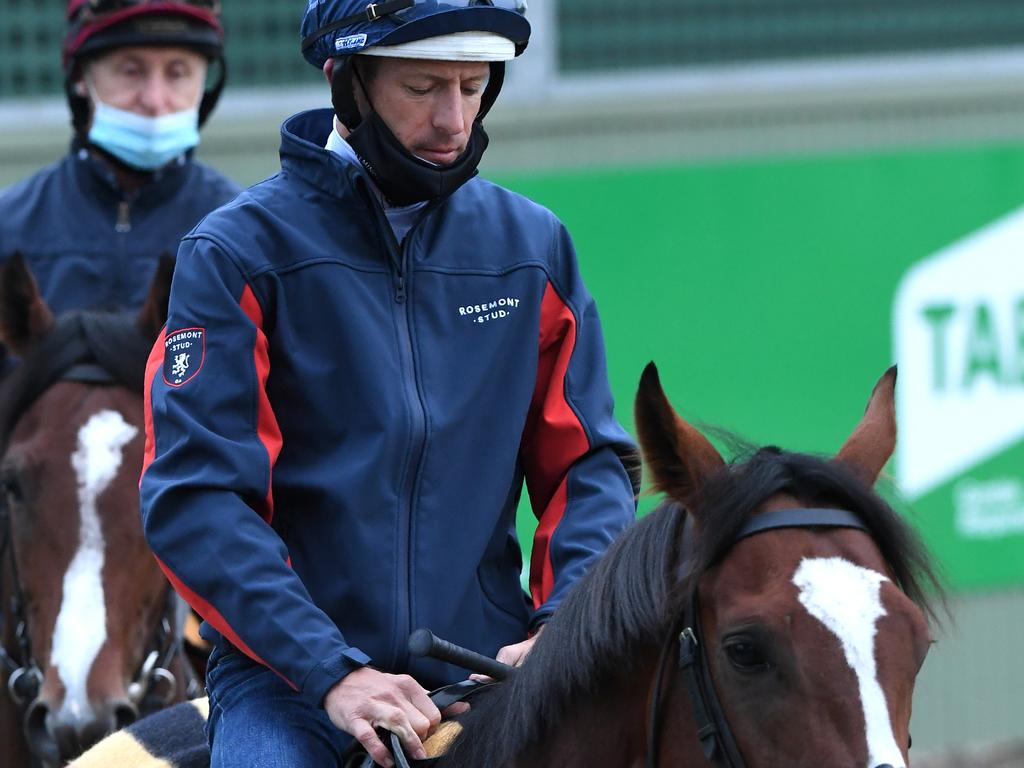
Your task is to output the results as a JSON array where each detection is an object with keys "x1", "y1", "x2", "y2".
[
  {"x1": 496, "y1": 628, "x2": 543, "y2": 667},
  {"x1": 324, "y1": 667, "x2": 440, "y2": 768},
  {"x1": 471, "y1": 626, "x2": 545, "y2": 682}
]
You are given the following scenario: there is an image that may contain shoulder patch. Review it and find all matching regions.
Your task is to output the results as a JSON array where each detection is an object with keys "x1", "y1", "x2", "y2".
[{"x1": 163, "y1": 328, "x2": 205, "y2": 387}]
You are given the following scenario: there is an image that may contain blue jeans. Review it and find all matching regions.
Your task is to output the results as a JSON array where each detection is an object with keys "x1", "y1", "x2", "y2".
[{"x1": 205, "y1": 645, "x2": 354, "y2": 768}]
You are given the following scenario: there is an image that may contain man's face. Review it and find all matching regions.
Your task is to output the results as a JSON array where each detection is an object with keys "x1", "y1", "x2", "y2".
[
  {"x1": 82, "y1": 46, "x2": 208, "y2": 119},
  {"x1": 360, "y1": 57, "x2": 490, "y2": 166}
]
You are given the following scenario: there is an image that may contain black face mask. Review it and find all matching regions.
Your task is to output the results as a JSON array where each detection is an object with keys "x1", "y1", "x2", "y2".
[{"x1": 346, "y1": 108, "x2": 490, "y2": 207}]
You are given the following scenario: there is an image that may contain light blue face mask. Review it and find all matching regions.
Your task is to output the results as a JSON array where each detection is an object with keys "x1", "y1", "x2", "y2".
[{"x1": 87, "y1": 95, "x2": 201, "y2": 171}]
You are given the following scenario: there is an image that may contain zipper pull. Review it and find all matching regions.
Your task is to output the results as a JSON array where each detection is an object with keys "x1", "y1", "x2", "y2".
[
  {"x1": 115, "y1": 201, "x2": 132, "y2": 233},
  {"x1": 395, "y1": 273, "x2": 407, "y2": 303}
]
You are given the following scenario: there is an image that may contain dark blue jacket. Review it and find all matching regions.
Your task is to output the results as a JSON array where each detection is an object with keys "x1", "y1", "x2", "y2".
[
  {"x1": 0, "y1": 141, "x2": 240, "y2": 315},
  {"x1": 140, "y1": 109, "x2": 638, "y2": 708}
]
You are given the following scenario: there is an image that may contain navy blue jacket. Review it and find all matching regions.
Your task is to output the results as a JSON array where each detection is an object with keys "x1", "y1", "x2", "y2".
[
  {"x1": 141, "y1": 109, "x2": 638, "y2": 708},
  {"x1": 0, "y1": 141, "x2": 240, "y2": 315}
]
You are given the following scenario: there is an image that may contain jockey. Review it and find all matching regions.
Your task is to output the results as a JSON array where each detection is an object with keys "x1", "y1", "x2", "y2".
[
  {"x1": 140, "y1": 2, "x2": 639, "y2": 767},
  {"x1": 0, "y1": 0, "x2": 240, "y2": 320}
]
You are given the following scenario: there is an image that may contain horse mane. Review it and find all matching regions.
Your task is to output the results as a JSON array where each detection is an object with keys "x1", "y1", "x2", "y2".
[
  {"x1": 441, "y1": 503, "x2": 686, "y2": 768},
  {"x1": 441, "y1": 445, "x2": 943, "y2": 768},
  {"x1": 0, "y1": 311, "x2": 152, "y2": 450}
]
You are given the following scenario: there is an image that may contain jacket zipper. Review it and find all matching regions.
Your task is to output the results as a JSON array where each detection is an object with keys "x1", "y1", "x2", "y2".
[
  {"x1": 390, "y1": 237, "x2": 427, "y2": 671},
  {"x1": 355, "y1": 169, "x2": 436, "y2": 670},
  {"x1": 377, "y1": 201, "x2": 437, "y2": 671},
  {"x1": 115, "y1": 200, "x2": 132, "y2": 233}
]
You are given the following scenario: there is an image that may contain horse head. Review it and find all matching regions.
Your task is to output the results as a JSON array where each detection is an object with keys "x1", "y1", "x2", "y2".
[
  {"x1": 634, "y1": 363, "x2": 941, "y2": 768},
  {"x1": 0, "y1": 254, "x2": 182, "y2": 766},
  {"x1": 441, "y1": 364, "x2": 941, "y2": 768}
]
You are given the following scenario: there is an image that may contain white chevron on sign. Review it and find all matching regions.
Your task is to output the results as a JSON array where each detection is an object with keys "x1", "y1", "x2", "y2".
[{"x1": 894, "y1": 206, "x2": 1024, "y2": 501}]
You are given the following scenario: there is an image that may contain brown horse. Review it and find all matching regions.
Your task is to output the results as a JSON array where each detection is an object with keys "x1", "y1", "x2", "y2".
[
  {"x1": 440, "y1": 363, "x2": 941, "y2": 768},
  {"x1": 0, "y1": 255, "x2": 195, "y2": 767},
  {"x1": 69, "y1": 363, "x2": 942, "y2": 768}
]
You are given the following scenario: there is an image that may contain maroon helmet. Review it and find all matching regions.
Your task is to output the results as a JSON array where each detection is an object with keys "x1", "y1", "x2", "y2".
[{"x1": 64, "y1": 0, "x2": 226, "y2": 133}]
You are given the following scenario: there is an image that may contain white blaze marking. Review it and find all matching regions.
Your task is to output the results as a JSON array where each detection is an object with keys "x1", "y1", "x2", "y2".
[
  {"x1": 51, "y1": 410, "x2": 138, "y2": 721},
  {"x1": 793, "y1": 557, "x2": 905, "y2": 768}
]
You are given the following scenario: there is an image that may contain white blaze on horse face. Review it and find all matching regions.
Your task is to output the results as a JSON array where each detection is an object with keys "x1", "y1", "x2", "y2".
[
  {"x1": 793, "y1": 557, "x2": 906, "y2": 768},
  {"x1": 51, "y1": 410, "x2": 139, "y2": 722}
]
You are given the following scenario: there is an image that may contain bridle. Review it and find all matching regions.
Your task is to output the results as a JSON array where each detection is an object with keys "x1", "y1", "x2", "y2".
[
  {"x1": 0, "y1": 312, "x2": 193, "y2": 719},
  {"x1": 0, "y1": 495, "x2": 39, "y2": 708},
  {"x1": 645, "y1": 507, "x2": 901, "y2": 768}
]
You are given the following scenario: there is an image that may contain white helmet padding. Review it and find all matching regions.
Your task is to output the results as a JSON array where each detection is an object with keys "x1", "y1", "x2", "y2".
[{"x1": 360, "y1": 31, "x2": 516, "y2": 62}]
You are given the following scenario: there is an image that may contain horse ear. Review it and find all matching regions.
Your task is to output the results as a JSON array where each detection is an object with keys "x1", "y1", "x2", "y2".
[
  {"x1": 0, "y1": 252, "x2": 54, "y2": 355},
  {"x1": 835, "y1": 366, "x2": 898, "y2": 484},
  {"x1": 137, "y1": 253, "x2": 175, "y2": 340},
  {"x1": 634, "y1": 362, "x2": 725, "y2": 505}
]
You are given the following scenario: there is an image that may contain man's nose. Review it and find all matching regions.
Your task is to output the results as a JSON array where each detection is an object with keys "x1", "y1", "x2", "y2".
[
  {"x1": 135, "y1": 74, "x2": 176, "y2": 117},
  {"x1": 432, "y1": 87, "x2": 466, "y2": 136}
]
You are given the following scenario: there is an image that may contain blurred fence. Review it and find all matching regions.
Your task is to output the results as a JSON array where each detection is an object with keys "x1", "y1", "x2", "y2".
[
  {"x1": 557, "y1": 0, "x2": 1024, "y2": 70},
  {"x1": 0, "y1": 0, "x2": 320, "y2": 98},
  {"x1": 6, "y1": 1, "x2": 1024, "y2": 96}
]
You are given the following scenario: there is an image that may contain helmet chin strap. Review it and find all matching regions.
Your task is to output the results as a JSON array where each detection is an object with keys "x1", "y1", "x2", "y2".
[{"x1": 331, "y1": 57, "x2": 498, "y2": 207}]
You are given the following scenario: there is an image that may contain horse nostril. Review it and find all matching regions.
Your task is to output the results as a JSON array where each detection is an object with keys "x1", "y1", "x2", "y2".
[
  {"x1": 24, "y1": 700, "x2": 64, "y2": 764},
  {"x1": 112, "y1": 699, "x2": 139, "y2": 730},
  {"x1": 76, "y1": 700, "x2": 136, "y2": 753}
]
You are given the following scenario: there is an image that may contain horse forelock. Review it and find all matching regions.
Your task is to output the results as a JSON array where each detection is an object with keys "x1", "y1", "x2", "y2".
[
  {"x1": 688, "y1": 447, "x2": 944, "y2": 623},
  {"x1": 0, "y1": 311, "x2": 150, "y2": 453}
]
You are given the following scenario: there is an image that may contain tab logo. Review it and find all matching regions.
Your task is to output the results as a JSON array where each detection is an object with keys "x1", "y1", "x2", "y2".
[
  {"x1": 894, "y1": 207, "x2": 1024, "y2": 504},
  {"x1": 163, "y1": 328, "x2": 205, "y2": 387}
]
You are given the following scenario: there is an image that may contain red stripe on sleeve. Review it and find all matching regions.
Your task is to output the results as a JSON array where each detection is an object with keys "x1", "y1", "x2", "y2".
[
  {"x1": 153, "y1": 555, "x2": 298, "y2": 691},
  {"x1": 240, "y1": 286, "x2": 282, "y2": 524},
  {"x1": 140, "y1": 328, "x2": 167, "y2": 488},
  {"x1": 522, "y1": 282, "x2": 590, "y2": 609}
]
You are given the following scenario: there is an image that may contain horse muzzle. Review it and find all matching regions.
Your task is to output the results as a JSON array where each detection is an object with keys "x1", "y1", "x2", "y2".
[{"x1": 25, "y1": 696, "x2": 139, "y2": 764}]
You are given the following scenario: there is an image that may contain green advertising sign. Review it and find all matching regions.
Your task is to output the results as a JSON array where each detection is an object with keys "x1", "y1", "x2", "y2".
[
  {"x1": 895, "y1": 210, "x2": 1024, "y2": 589},
  {"x1": 494, "y1": 141, "x2": 1024, "y2": 593}
]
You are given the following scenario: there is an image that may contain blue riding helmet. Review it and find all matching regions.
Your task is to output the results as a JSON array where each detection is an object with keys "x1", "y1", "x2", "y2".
[{"x1": 301, "y1": 0, "x2": 531, "y2": 70}]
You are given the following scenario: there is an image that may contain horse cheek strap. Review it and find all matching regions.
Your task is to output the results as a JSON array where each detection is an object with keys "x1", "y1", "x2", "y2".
[
  {"x1": 655, "y1": 508, "x2": 876, "y2": 768},
  {"x1": 678, "y1": 627, "x2": 720, "y2": 761}
]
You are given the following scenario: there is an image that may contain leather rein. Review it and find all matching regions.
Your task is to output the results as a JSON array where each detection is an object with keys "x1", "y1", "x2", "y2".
[{"x1": 644, "y1": 507, "x2": 898, "y2": 768}]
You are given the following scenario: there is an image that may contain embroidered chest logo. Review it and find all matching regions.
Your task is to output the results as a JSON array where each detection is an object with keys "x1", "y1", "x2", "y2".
[
  {"x1": 163, "y1": 328, "x2": 205, "y2": 387},
  {"x1": 459, "y1": 297, "x2": 521, "y2": 325}
]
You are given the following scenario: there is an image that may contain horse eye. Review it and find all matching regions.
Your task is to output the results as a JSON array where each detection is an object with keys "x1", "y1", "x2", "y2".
[
  {"x1": 723, "y1": 637, "x2": 770, "y2": 672},
  {"x1": 1, "y1": 474, "x2": 24, "y2": 504}
]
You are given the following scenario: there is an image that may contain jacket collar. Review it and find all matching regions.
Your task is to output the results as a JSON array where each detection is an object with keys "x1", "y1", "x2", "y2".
[
  {"x1": 280, "y1": 109, "x2": 369, "y2": 201},
  {"x1": 70, "y1": 136, "x2": 193, "y2": 207}
]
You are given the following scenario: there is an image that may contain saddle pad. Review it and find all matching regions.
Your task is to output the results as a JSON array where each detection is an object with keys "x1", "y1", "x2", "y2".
[{"x1": 68, "y1": 697, "x2": 210, "y2": 768}]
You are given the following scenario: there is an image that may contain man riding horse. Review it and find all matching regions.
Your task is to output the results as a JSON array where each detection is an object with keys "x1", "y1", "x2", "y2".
[
  {"x1": 139, "y1": 2, "x2": 639, "y2": 767},
  {"x1": 0, "y1": 0, "x2": 239, "y2": 357}
]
